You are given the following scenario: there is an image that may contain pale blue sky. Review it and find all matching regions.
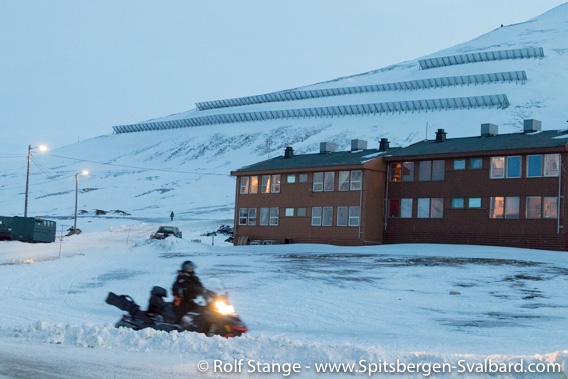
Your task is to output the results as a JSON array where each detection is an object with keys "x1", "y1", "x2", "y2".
[{"x1": 0, "y1": 0, "x2": 566, "y2": 154}]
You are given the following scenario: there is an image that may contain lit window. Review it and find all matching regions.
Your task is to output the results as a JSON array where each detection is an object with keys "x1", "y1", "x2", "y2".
[
  {"x1": 260, "y1": 208, "x2": 269, "y2": 225},
  {"x1": 490, "y1": 197, "x2": 519, "y2": 219},
  {"x1": 348, "y1": 206, "x2": 360, "y2": 226},
  {"x1": 324, "y1": 172, "x2": 335, "y2": 191},
  {"x1": 313, "y1": 172, "x2": 323, "y2": 192},
  {"x1": 271, "y1": 175, "x2": 281, "y2": 193},
  {"x1": 543, "y1": 197, "x2": 558, "y2": 219},
  {"x1": 527, "y1": 155, "x2": 542, "y2": 177},
  {"x1": 338, "y1": 171, "x2": 350, "y2": 191},
  {"x1": 311, "y1": 207, "x2": 322, "y2": 226},
  {"x1": 247, "y1": 208, "x2": 257, "y2": 225},
  {"x1": 269, "y1": 207, "x2": 279, "y2": 226},
  {"x1": 238, "y1": 208, "x2": 248, "y2": 225},
  {"x1": 286, "y1": 174, "x2": 296, "y2": 183},
  {"x1": 285, "y1": 208, "x2": 294, "y2": 217},
  {"x1": 298, "y1": 173, "x2": 308, "y2": 183},
  {"x1": 470, "y1": 158, "x2": 482, "y2": 170},
  {"x1": 250, "y1": 176, "x2": 258, "y2": 194},
  {"x1": 337, "y1": 206, "x2": 348, "y2": 226},
  {"x1": 468, "y1": 198, "x2": 481, "y2": 208},
  {"x1": 322, "y1": 207, "x2": 333, "y2": 226},
  {"x1": 261, "y1": 175, "x2": 271, "y2": 193},
  {"x1": 390, "y1": 163, "x2": 401, "y2": 182},
  {"x1": 297, "y1": 208, "x2": 306, "y2": 217},
  {"x1": 490, "y1": 197, "x2": 504, "y2": 218},
  {"x1": 350, "y1": 170, "x2": 362, "y2": 190},
  {"x1": 490, "y1": 157, "x2": 505, "y2": 178},
  {"x1": 544, "y1": 154, "x2": 560, "y2": 176},
  {"x1": 451, "y1": 198, "x2": 464, "y2": 209},
  {"x1": 526, "y1": 197, "x2": 542, "y2": 219},
  {"x1": 454, "y1": 160, "x2": 466, "y2": 170},
  {"x1": 240, "y1": 177, "x2": 249, "y2": 194}
]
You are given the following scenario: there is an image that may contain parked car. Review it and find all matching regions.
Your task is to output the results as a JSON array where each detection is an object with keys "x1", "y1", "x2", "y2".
[{"x1": 150, "y1": 226, "x2": 182, "y2": 240}]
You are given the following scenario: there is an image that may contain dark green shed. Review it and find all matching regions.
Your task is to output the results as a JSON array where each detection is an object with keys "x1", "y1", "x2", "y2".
[{"x1": 9, "y1": 217, "x2": 56, "y2": 243}]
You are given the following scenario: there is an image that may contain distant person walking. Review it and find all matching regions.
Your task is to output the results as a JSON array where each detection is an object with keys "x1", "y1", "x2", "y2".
[{"x1": 170, "y1": 211, "x2": 174, "y2": 222}]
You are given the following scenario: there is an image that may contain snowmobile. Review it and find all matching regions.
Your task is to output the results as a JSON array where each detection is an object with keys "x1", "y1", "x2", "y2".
[{"x1": 105, "y1": 279, "x2": 248, "y2": 338}]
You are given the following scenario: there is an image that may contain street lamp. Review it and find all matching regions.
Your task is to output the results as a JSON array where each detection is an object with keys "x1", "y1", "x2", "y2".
[
  {"x1": 24, "y1": 144, "x2": 47, "y2": 217},
  {"x1": 73, "y1": 170, "x2": 89, "y2": 233}
]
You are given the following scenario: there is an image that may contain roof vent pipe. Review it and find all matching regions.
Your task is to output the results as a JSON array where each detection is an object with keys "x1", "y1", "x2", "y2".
[
  {"x1": 524, "y1": 119, "x2": 542, "y2": 133},
  {"x1": 378, "y1": 138, "x2": 390, "y2": 152},
  {"x1": 435, "y1": 129, "x2": 447, "y2": 143},
  {"x1": 284, "y1": 146, "x2": 294, "y2": 159},
  {"x1": 351, "y1": 139, "x2": 368, "y2": 151},
  {"x1": 481, "y1": 123, "x2": 498, "y2": 137}
]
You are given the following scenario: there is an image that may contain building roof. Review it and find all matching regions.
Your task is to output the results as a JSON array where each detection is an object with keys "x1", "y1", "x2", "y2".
[
  {"x1": 233, "y1": 148, "x2": 395, "y2": 173},
  {"x1": 384, "y1": 129, "x2": 568, "y2": 159}
]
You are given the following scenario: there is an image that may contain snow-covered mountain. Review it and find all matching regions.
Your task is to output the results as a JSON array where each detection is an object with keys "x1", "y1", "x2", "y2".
[{"x1": 2, "y1": 4, "x2": 568, "y2": 222}]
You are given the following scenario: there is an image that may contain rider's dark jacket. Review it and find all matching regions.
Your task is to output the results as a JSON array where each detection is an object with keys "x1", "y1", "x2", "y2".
[{"x1": 172, "y1": 271, "x2": 204, "y2": 315}]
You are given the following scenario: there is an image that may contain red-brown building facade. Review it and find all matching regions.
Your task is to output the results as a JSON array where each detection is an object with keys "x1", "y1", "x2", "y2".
[{"x1": 232, "y1": 120, "x2": 568, "y2": 250}]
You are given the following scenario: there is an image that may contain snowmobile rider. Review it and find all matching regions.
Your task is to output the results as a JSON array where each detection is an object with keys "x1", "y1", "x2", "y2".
[{"x1": 172, "y1": 260, "x2": 204, "y2": 319}]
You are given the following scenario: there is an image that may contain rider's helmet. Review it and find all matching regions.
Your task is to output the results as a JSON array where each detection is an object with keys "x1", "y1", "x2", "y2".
[{"x1": 181, "y1": 260, "x2": 196, "y2": 272}]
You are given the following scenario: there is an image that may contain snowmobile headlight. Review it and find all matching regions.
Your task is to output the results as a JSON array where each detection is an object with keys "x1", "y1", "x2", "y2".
[{"x1": 214, "y1": 299, "x2": 235, "y2": 315}]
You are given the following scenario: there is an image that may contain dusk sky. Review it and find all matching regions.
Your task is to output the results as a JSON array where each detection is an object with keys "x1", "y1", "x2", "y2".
[{"x1": 1, "y1": 0, "x2": 566, "y2": 155}]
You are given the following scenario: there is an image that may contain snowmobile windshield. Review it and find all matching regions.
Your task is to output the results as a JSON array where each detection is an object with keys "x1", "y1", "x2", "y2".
[{"x1": 204, "y1": 278, "x2": 227, "y2": 296}]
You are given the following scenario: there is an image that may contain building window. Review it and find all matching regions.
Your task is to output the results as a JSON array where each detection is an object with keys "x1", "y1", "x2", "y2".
[
  {"x1": 285, "y1": 208, "x2": 294, "y2": 217},
  {"x1": 470, "y1": 158, "x2": 482, "y2": 170},
  {"x1": 298, "y1": 173, "x2": 308, "y2": 183},
  {"x1": 419, "y1": 161, "x2": 432, "y2": 181},
  {"x1": 247, "y1": 208, "x2": 257, "y2": 225},
  {"x1": 269, "y1": 207, "x2": 279, "y2": 226},
  {"x1": 417, "y1": 198, "x2": 443, "y2": 218},
  {"x1": 454, "y1": 159, "x2": 466, "y2": 170},
  {"x1": 311, "y1": 207, "x2": 322, "y2": 226},
  {"x1": 402, "y1": 162, "x2": 414, "y2": 181},
  {"x1": 390, "y1": 199, "x2": 412, "y2": 218},
  {"x1": 322, "y1": 207, "x2": 333, "y2": 226},
  {"x1": 286, "y1": 174, "x2": 296, "y2": 183},
  {"x1": 348, "y1": 206, "x2": 360, "y2": 226},
  {"x1": 527, "y1": 155, "x2": 542, "y2": 177},
  {"x1": 526, "y1": 197, "x2": 542, "y2": 219},
  {"x1": 468, "y1": 198, "x2": 481, "y2": 208},
  {"x1": 490, "y1": 157, "x2": 505, "y2": 178},
  {"x1": 543, "y1": 197, "x2": 558, "y2": 218},
  {"x1": 490, "y1": 197, "x2": 519, "y2": 219},
  {"x1": 250, "y1": 176, "x2": 258, "y2": 194},
  {"x1": 297, "y1": 208, "x2": 306, "y2": 217},
  {"x1": 451, "y1": 198, "x2": 464, "y2": 209},
  {"x1": 313, "y1": 172, "x2": 323, "y2": 192},
  {"x1": 545, "y1": 154, "x2": 560, "y2": 176},
  {"x1": 506, "y1": 156, "x2": 521, "y2": 178},
  {"x1": 238, "y1": 208, "x2": 248, "y2": 225},
  {"x1": 271, "y1": 175, "x2": 281, "y2": 193},
  {"x1": 261, "y1": 175, "x2": 271, "y2": 193},
  {"x1": 324, "y1": 172, "x2": 335, "y2": 191},
  {"x1": 338, "y1": 171, "x2": 350, "y2": 191},
  {"x1": 260, "y1": 208, "x2": 269, "y2": 225},
  {"x1": 391, "y1": 163, "x2": 402, "y2": 182},
  {"x1": 350, "y1": 170, "x2": 362, "y2": 190},
  {"x1": 389, "y1": 199, "x2": 400, "y2": 218},
  {"x1": 337, "y1": 206, "x2": 348, "y2": 226},
  {"x1": 240, "y1": 177, "x2": 249, "y2": 194}
]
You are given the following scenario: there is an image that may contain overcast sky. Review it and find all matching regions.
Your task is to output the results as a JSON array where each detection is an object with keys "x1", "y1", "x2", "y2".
[{"x1": 0, "y1": 0, "x2": 566, "y2": 155}]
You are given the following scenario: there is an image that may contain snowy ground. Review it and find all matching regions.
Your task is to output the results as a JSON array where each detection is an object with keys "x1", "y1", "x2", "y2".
[{"x1": 0, "y1": 217, "x2": 566, "y2": 378}]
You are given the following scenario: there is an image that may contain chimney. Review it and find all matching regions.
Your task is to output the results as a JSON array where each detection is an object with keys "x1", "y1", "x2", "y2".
[
  {"x1": 351, "y1": 139, "x2": 368, "y2": 151},
  {"x1": 284, "y1": 146, "x2": 294, "y2": 159},
  {"x1": 524, "y1": 119, "x2": 542, "y2": 133},
  {"x1": 378, "y1": 138, "x2": 390, "y2": 152},
  {"x1": 481, "y1": 123, "x2": 498, "y2": 137},
  {"x1": 435, "y1": 129, "x2": 447, "y2": 143},
  {"x1": 320, "y1": 142, "x2": 337, "y2": 154}
]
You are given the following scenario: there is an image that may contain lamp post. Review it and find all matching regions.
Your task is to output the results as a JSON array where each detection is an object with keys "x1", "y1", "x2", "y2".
[
  {"x1": 24, "y1": 144, "x2": 47, "y2": 217},
  {"x1": 73, "y1": 170, "x2": 89, "y2": 232}
]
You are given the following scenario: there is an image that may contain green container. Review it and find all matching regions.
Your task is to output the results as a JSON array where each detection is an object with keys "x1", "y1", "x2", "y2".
[
  {"x1": 0, "y1": 216, "x2": 13, "y2": 240},
  {"x1": 10, "y1": 216, "x2": 56, "y2": 243}
]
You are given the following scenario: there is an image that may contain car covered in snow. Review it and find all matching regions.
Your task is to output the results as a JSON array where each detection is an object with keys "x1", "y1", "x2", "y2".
[{"x1": 150, "y1": 226, "x2": 182, "y2": 240}]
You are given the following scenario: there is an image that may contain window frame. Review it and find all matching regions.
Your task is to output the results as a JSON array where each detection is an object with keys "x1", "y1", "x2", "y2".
[
  {"x1": 286, "y1": 174, "x2": 296, "y2": 184},
  {"x1": 240, "y1": 177, "x2": 249, "y2": 194},
  {"x1": 260, "y1": 207, "x2": 269, "y2": 226},
  {"x1": 322, "y1": 207, "x2": 333, "y2": 226},
  {"x1": 311, "y1": 207, "x2": 322, "y2": 226},
  {"x1": 269, "y1": 207, "x2": 279, "y2": 226},
  {"x1": 337, "y1": 206, "x2": 348, "y2": 226},
  {"x1": 247, "y1": 208, "x2": 257, "y2": 225},
  {"x1": 271, "y1": 174, "x2": 281, "y2": 193},
  {"x1": 313, "y1": 172, "x2": 324, "y2": 192},
  {"x1": 338, "y1": 171, "x2": 350, "y2": 191},
  {"x1": 350, "y1": 170, "x2": 362, "y2": 190},
  {"x1": 348, "y1": 206, "x2": 360, "y2": 226},
  {"x1": 285, "y1": 207, "x2": 294, "y2": 217},
  {"x1": 451, "y1": 198, "x2": 464, "y2": 209},
  {"x1": 453, "y1": 159, "x2": 466, "y2": 170},
  {"x1": 261, "y1": 175, "x2": 271, "y2": 193},
  {"x1": 238, "y1": 208, "x2": 248, "y2": 225},
  {"x1": 324, "y1": 172, "x2": 335, "y2": 192}
]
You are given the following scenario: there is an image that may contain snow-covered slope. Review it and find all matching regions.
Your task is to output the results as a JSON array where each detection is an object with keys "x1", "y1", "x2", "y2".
[{"x1": 2, "y1": 4, "x2": 568, "y2": 221}]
